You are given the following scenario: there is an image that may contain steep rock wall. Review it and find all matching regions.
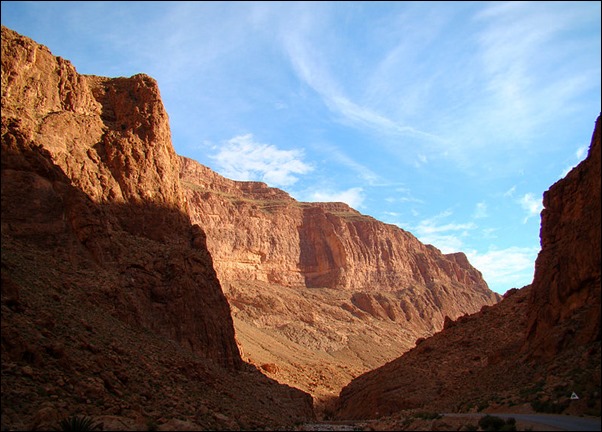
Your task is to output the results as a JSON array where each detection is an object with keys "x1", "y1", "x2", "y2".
[
  {"x1": 526, "y1": 114, "x2": 601, "y2": 358},
  {"x1": 333, "y1": 115, "x2": 602, "y2": 419},
  {"x1": 180, "y1": 156, "x2": 500, "y2": 330},
  {"x1": 1, "y1": 25, "x2": 241, "y2": 368}
]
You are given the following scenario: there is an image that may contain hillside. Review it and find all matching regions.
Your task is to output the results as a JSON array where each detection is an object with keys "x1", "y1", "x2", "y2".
[{"x1": 334, "y1": 115, "x2": 601, "y2": 422}]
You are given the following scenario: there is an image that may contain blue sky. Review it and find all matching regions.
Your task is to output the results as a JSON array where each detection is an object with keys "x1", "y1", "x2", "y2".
[{"x1": 2, "y1": 1, "x2": 600, "y2": 294}]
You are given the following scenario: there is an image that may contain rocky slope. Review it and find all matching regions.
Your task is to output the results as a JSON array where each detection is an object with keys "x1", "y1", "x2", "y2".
[
  {"x1": 180, "y1": 156, "x2": 501, "y2": 411},
  {"x1": 1, "y1": 25, "x2": 314, "y2": 430},
  {"x1": 334, "y1": 115, "x2": 601, "y2": 420}
]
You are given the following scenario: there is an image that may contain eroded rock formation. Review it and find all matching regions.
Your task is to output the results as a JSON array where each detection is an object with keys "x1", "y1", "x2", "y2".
[
  {"x1": 180, "y1": 155, "x2": 498, "y2": 319},
  {"x1": 1, "y1": 25, "x2": 314, "y2": 430},
  {"x1": 1, "y1": 25, "x2": 238, "y2": 366},
  {"x1": 180, "y1": 154, "x2": 501, "y2": 409}
]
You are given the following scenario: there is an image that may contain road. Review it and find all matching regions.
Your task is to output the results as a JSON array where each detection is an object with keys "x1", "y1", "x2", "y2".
[
  {"x1": 443, "y1": 413, "x2": 602, "y2": 431},
  {"x1": 299, "y1": 414, "x2": 601, "y2": 431}
]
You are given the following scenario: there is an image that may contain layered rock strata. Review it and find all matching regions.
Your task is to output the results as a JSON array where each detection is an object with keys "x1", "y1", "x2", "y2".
[
  {"x1": 180, "y1": 154, "x2": 501, "y2": 409},
  {"x1": 180, "y1": 155, "x2": 500, "y2": 325}
]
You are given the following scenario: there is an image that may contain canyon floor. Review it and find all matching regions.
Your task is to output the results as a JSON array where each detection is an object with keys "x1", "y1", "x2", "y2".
[{"x1": 223, "y1": 280, "x2": 423, "y2": 416}]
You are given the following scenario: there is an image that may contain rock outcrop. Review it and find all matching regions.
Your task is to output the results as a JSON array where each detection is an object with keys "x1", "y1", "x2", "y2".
[
  {"x1": 334, "y1": 115, "x2": 601, "y2": 420},
  {"x1": 1, "y1": 25, "x2": 238, "y2": 367},
  {"x1": 1, "y1": 25, "x2": 314, "y2": 430},
  {"x1": 525, "y1": 115, "x2": 601, "y2": 359},
  {"x1": 181, "y1": 155, "x2": 494, "y2": 300},
  {"x1": 180, "y1": 155, "x2": 501, "y2": 410},
  {"x1": 335, "y1": 286, "x2": 533, "y2": 419}
]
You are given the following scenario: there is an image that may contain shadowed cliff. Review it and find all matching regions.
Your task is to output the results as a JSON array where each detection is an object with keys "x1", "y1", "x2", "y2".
[
  {"x1": 334, "y1": 115, "x2": 601, "y2": 420},
  {"x1": 1, "y1": 25, "x2": 314, "y2": 430}
]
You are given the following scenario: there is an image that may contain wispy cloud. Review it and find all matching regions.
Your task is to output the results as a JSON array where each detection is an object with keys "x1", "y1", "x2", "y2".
[
  {"x1": 305, "y1": 187, "x2": 365, "y2": 209},
  {"x1": 280, "y1": 9, "x2": 439, "y2": 142},
  {"x1": 412, "y1": 210, "x2": 477, "y2": 253},
  {"x1": 434, "y1": 2, "x2": 600, "y2": 171},
  {"x1": 466, "y1": 246, "x2": 539, "y2": 294},
  {"x1": 209, "y1": 134, "x2": 313, "y2": 187},
  {"x1": 560, "y1": 144, "x2": 589, "y2": 178},
  {"x1": 519, "y1": 193, "x2": 543, "y2": 223},
  {"x1": 473, "y1": 202, "x2": 488, "y2": 219},
  {"x1": 503, "y1": 186, "x2": 517, "y2": 198},
  {"x1": 385, "y1": 186, "x2": 425, "y2": 205},
  {"x1": 313, "y1": 142, "x2": 382, "y2": 185}
]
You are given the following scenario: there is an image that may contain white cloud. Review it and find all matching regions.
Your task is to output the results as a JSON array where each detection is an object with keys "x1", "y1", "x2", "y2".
[
  {"x1": 306, "y1": 187, "x2": 365, "y2": 209},
  {"x1": 519, "y1": 193, "x2": 543, "y2": 223},
  {"x1": 385, "y1": 187, "x2": 425, "y2": 205},
  {"x1": 210, "y1": 134, "x2": 313, "y2": 187},
  {"x1": 281, "y1": 16, "x2": 439, "y2": 142},
  {"x1": 315, "y1": 142, "x2": 382, "y2": 185},
  {"x1": 413, "y1": 211, "x2": 477, "y2": 253},
  {"x1": 466, "y1": 246, "x2": 539, "y2": 294},
  {"x1": 560, "y1": 144, "x2": 590, "y2": 179},
  {"x1": 473, "y1": 202, "x2": 488, "y2": 219}
]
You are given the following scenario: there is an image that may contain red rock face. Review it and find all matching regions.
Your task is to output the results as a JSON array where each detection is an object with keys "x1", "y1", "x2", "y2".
[
  {"x1": 180, "y1": 155, "x2": 500, "y2": 327},
  {"x1": 1, "y1": 25, "x2": 241, "y2": 369},
  {"x1": 525, "y1": 115, "x2": 601, "y2": 358}
]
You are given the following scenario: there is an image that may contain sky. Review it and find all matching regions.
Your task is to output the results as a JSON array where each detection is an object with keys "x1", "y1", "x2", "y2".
[{"x1": 2, "y1": 1, "x2": 600, "y2": 295}]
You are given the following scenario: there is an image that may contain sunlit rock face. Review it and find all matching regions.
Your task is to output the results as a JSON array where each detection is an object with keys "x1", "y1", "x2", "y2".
[
  {"x1": 2, "y1": 25, "x2": 316, "y2": 431},
  {"x1": 180, "y1": 153, "x2": 501, "y2": 407},
  {"x1": 180, "y1": 154, "x2": 500, "y2": 330}
]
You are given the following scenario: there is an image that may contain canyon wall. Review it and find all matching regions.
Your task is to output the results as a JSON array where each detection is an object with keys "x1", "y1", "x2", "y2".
[
  {"x1": 525, "y1": 115, "x2": 601, "y2": 358},
  {"x1": 334, "y1": 115, "x2": 601, "y2": 419},
  {"x1": 1, "y1": 25, "x2": 239, "y2": 367},
  {"x1": 180, "y1": 154, "x2": 501, "y2": 410},
  {"x1": 180, "y1": 155, "x2": 500, "y2": 328},
  {"x1": 1, "y1": 26, "x2": 314, "y2": 430}
]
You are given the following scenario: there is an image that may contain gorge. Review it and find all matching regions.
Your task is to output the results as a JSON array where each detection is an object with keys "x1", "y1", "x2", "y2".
[{"x1": 1, "y1": 25, "x2": 599, "y2": 431}]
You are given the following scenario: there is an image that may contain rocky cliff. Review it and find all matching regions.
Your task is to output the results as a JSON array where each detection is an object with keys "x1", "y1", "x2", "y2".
[
  {"x1": 334, "y1": 115, "x2": 601, "y2": 420},
  {"x1": 1, "y1": 25, "x2": 314, "y2": 430},
  {"x1": 525, "y1": 115, "x2": 601, "y2": 359},
  {"x1": 180, "y1": 155, "x2": 501, "y2": 410},
  {"x1": 181, "y1": 155, "x2": 493, "y2": 300},
  {"x1": 1, "y1": 25, "x2": 238, "y2": 367}
]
